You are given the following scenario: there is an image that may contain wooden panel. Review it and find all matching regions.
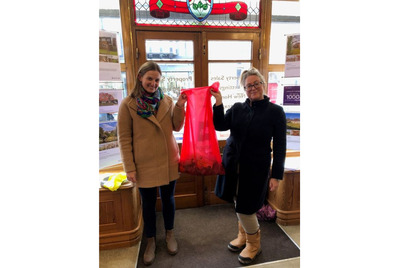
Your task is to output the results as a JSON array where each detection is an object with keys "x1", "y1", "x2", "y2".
[
  {"x1": 99, "y1": 191, "x2": 124, "y2": 233},
  {"x1": 99, "y1": 182, "x2": 143, "y2": 250},
  {"x1": 156, "y1": 173, "x2": 204, "y2": 210},
  {"x1": 267, "y1": 170, "x2": 300, "y2": 225}
]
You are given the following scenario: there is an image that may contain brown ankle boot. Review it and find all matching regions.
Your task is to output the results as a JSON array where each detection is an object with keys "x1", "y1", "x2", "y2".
[
  {"x1": 166, "y1": 229, "x2": 178, "y2": 255},
  {"x1": 228, "y1": 221, "x2": 246, "y2": 252},
  {"x1": 238, "y1": 229, "x2": 261, "y2": 265},
  {"x1": 143, "y1": 237, "x2": 156, "y2": 266}
]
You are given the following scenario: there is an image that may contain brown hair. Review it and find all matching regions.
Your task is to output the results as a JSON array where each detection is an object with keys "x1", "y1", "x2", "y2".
[{"x1": 131, "y1": 61, "x2": 162, "y2": 98}]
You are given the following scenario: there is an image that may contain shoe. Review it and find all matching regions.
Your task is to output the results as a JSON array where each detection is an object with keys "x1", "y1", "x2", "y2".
[
  {"x1": 166, "y1": 229, "x2": 178, "y2": 255},
  {"x1": 228, "y1": 221, "x2": 246, "y2": 252},
  {"x1": 143, "y1": 237, "x2": 156, "y2": 265},
  {"x1": 238, "y1": 229, "x2": 261, "y2": 265}
]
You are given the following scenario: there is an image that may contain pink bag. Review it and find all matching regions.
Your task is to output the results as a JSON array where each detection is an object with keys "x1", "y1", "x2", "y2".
[
  {"x1": 179, "y1": 82, "x2": 225, "y2": 176},
  {"x1": 256, "y1": 204, "x2": 277, "y2": 222}
]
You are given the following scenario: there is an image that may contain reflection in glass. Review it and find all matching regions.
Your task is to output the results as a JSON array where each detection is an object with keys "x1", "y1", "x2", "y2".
[
  {"x1": 208, "y1": 41, "x2": 252, "y2": 60},
  {"x1": 158, "y1": 63, "x2": 194, "y2": 101},
  {"x1": 208, "y1": 62, "x2": 251, "y2": 107},
  {"x1": 145, "y1": 40, "x2": 194, "y2": 61},
  {"x1": 208, "y1": 62, "x2": 251, "y2": 140}
]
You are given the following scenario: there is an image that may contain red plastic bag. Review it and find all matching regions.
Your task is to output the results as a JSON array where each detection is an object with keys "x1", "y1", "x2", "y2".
[{"x1": 179, "y1": 82, "x2": 225, "y2": 176}]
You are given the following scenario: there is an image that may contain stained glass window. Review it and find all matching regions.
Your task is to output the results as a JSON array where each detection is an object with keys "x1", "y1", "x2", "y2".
[{"x1": 134, "y1": 0, "x2": 261, "y2": 27}]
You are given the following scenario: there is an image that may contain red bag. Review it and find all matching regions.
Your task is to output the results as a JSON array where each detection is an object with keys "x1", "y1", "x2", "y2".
[{"x1": 179, "y1": 82, "x2": 225, "y2": 176}]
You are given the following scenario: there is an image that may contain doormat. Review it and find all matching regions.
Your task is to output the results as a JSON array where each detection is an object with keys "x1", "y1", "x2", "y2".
[{"x1": 137, "y1": 204, "x2": 300, "y2": 267}]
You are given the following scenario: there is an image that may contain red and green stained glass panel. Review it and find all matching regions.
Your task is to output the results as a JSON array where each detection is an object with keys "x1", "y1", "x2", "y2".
[{"x1": 133, "y1": 0, "x2": 261, "y2": 28}]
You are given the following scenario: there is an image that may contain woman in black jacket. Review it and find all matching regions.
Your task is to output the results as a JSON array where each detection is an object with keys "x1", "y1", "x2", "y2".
[{"x1": 210, "y1": 67, "x2": 286, "y2": 265}]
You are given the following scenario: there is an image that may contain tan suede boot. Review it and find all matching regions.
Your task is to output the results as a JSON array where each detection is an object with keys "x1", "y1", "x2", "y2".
[
  {"x1": 228, "y1": 221, "x2": 246, "y2": 252},
  {"x1": 238, "y1": 229, "x2": 261, "y2": 265},
  {"x1": 166, "y1": 229, "x2": 178, "y2": 255},
  {"x1": 143, "y1": 237, "x2": 156, "y2": 266}
]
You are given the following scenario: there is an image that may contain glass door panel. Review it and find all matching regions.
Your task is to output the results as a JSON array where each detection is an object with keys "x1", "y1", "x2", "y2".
[
  {"x1": 208, "y1": 40, "x2": 252, "y2": 61},
  {"x1": 136, "y1": 31, "x2": 200, "y2": 143},
  {"x1": 206, "y1": 33, "x2": 259, "y2": 140},
  {"x1": 208, "y1": 62, "x2": 251, "y2": 109},
  {"x1": 136, "y1": 31, "x2": 201, "y2": 90},
  {"x1": 209, "y1": 62, "x2": 251, "y2": 140},
  {"x1": 158, "y1": 63, "x2": 195, "y2": 99},
  {"x1": 145, "y1": 40, "x2": 194, "y2": 61}
]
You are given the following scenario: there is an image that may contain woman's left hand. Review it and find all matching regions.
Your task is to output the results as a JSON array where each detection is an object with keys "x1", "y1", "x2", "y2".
[
  {"x1": 269, "y1": 178, "x2": 280, "y2": 191},
  {"x1": 176, "y1": 93, "x2": 187, "y2": 108}
]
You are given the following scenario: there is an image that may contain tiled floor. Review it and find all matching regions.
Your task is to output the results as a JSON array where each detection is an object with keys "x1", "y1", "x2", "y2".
[{"x1": 99, "y1": 223, "x2": 300, "y2": 268}]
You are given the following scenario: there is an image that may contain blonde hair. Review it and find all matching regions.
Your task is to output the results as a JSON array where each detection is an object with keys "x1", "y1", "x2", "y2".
[
  {"x1": 131, "y1": 61, "x2": 162, "y2": 98},
  {"x1": 239, "y1": 67, "x2": 266, "y2": 89}
]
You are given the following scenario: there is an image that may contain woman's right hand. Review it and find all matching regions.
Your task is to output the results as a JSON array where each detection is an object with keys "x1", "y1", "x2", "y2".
[
  {"x1": 210, "y1": 89, "x2": 223, "y2": 106},
  {"x1": 126, "y1": 171, "x2": 137, "y2": 183}
]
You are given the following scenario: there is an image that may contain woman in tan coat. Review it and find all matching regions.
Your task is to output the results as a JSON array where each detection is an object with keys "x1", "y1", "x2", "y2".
[{"x1": 118, "y1": 61, "x2": 186, "y2": 265}]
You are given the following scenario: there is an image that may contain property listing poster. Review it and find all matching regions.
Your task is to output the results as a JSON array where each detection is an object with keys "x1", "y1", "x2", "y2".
[
  {"x1": 99, "y1": 121, "x2": 121, "y2": 169},
  {"x1": 99, "y1": 86, "x2": 123, "y2": 169},
  {"x1": 284, "y1": 34, "x2": 300, "y2": 78},
  {"x1": 283, "y1": 86, "x2": 300, "y2": 106},
  {"x1": 99, "y1": 30, "x2": 123, "y2": 169},
  {"x1": 99, "y1": 30, "x2": 122, "y2": 82},
  {"x1": 286, "y1": 112, "x2": 300, "y2": 150},
  {"x1": 99, "y1": 89, "x2": 123, "y2": 114}
]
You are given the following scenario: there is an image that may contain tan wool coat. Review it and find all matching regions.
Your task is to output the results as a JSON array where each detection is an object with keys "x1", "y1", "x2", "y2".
[{"x1": 117, "y1": 94, "x2": 185, "y2": 188}]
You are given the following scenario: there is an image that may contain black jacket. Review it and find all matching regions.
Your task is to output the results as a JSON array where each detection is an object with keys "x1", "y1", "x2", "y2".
[{"x1": 213, "y1": 96, "x2": 286, "y2": 214}]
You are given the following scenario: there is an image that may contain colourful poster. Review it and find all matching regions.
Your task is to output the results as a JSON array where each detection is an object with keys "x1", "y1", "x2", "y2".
[
  {"x1": 284, "y1": 34, "x2": 300, "y2": 78},
  {"x1": 99, "y1": 121, "x2": 121, "y2": 169},
  {"x1": 268, "y1": 82, "x2": 278, "y2": 104},
  {"x1": 99, "y1": 89, "x2": 123, "y2": 114},
  {"x1": 286, "y1": 112, "x2": 300, "y2": 150},
  {"x1": 283, "y1": 86, "x2": 300, "y2": 106},
  {"x1": 99, "y1": 30, "x2": 122, "y2": 82}
]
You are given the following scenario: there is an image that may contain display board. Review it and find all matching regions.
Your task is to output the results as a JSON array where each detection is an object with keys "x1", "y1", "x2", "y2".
[{"x1": 99, "y1": 30, "x2": 123, "y2": 169}]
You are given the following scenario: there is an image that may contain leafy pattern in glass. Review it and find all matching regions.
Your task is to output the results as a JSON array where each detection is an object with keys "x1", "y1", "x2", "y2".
[{"x1": 134, "y1": 0, "x2": 260, "y2": 28}]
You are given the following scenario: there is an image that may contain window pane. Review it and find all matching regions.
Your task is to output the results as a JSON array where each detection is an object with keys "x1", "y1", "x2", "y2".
[
  {"x1": 158, "y1": 63, "x2": 195, "y2": 101},
  {"x1": 158, "y1": 63, "x2": 194, "y2": 142},
  {"x1": 269, "y1": 22, "x2": 299, "y2": 64},
  {"x1": 145, "y1": 40, "x2": 193, "y2": 61},
  {"x1": 209, "y1": 62, "x2": 251, "y2": 140},
  {"x1": 269, "y1": 1, "x2": 300, "y2": 64},
  {"x1": 272, "y1": 1, "x2": 300, "y2": 16},
  {"x1": 209, "y1": 41, "x2": 252, "y2": 60}
]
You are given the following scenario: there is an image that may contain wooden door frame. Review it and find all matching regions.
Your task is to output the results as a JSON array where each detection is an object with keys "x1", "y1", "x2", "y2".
[{"x1": 135, "y1": 31, "x2": 203, "y2": 88}]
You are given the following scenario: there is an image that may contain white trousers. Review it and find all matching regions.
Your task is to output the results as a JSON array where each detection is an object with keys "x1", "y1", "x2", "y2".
[{"x1": 236, "y1": 212, "x2": 259, "y2": 234}]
